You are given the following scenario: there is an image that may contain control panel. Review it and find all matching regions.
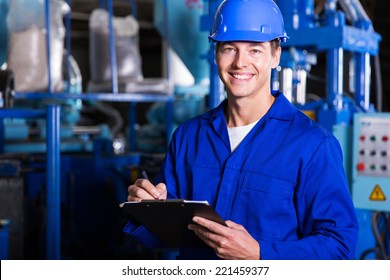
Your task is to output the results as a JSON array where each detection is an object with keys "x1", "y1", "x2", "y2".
[{"x1": 352, "y1": 113, "x2": 390, "y2": 211}]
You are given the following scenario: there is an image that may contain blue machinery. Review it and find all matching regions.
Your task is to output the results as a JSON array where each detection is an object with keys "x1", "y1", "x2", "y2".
[
  {"x1": 0, "y1": 0, "x2": 389, "y2": 259},
  {"x1": 1, "y1": 0, "x2": 174, "y2": 260},
  {"x1": 273, "y1": 0, "x2": 389, "y2": 259}
]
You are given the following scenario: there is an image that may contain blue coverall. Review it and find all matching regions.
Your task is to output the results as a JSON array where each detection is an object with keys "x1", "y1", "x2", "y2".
[{"x1": 124, "y1": 91, "x2": 359, "y2": 259}]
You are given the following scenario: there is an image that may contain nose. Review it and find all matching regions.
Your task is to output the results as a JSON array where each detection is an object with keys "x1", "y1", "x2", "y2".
[{"x1": 233, "y1": 51, "x2": 249, "y2": 68}]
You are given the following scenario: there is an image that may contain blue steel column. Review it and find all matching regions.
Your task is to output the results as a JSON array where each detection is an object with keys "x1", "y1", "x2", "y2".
[
  {"x1": 207, "y1": 0, "x2": 223, "y2": 109},
  {"x1": 46, "y1": 104, "x2": 61, "y2": 259},
  {"x1": 354, "y1": 52, "x2": 371, "y2": 111},
  {"x1": 275, "y1": 0, "x2": 298, "y2": 30},
  {"x1": 208, "y1": 49, "x2": 221, "y2": 109},
  {"x1": 327, "y1": 47, "x2": 344, "y2": 111},
  {"x1": 324, "y1": 0, "x2": 343, "y2": 111},
  {"x1": 0, "y1": 118, "x2": 4, "y2": 153}
]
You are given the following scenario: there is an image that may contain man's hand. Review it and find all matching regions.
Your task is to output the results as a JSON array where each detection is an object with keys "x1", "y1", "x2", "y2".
[
  {"x1": 188, "y1": 216, "x2": 260, "y2": 260},
  {"x1": 127, "y1": 179, "x2": 167, "y2": 201}
]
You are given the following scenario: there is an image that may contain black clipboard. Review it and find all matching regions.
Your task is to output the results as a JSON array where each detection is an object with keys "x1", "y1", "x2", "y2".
[{"x1": 119, "y1": 199, "x2": 227, "y2": 248}]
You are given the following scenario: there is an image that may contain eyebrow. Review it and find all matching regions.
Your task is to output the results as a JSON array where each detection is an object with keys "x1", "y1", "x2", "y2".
[{"x1": 221, "y1": 42, "x2": 266, "y2": 48}]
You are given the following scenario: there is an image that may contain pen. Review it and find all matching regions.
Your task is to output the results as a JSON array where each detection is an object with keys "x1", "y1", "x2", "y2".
[
  {"x1": 141, "y1": 170, "x2": 149, "y2": 181},
  {"x1": 142, "y1": 170, "x2": 161, "y2": 199}
]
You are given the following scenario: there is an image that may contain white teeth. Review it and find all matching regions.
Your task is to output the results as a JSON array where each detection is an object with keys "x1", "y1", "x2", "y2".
[{"x1": 233, "y1": 74, "x2": 251, "y2": 80}]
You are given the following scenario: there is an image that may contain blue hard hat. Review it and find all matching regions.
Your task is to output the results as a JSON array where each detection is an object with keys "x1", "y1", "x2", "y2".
[{"x1": 209, "y1": 0, "x2": 289, "y2": 43}]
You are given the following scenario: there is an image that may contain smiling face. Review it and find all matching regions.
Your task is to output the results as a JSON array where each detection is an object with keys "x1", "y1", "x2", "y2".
[{"x1": 216, "y1": 41, "x2": 281, "y2": 101}]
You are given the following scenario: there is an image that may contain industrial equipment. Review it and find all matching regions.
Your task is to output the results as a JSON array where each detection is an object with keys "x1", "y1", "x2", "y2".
[
  {"x1": 203, "y1": 0, "x2": 388, "y2": 259},
  {"x1": 353, "y1": 113, "x2": 390, "y2": 212},
  {"x1": 0, "y1": 0, "x2": 174, "y2": 260},
  {"x1": 0, "y1": 0, "x2": 389, "y2": 260},
  {"x1": 273, "y1": 0, "x2": 388, "y2": 259},
  {"x1": 352, "y1": 113, "x2": 390, "y2": 259}
]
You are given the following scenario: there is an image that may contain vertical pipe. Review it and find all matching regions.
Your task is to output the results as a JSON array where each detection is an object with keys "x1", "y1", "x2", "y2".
[
  {"x1": 279, "y1": 68, "x2": 293, "y2": 102},
  {"x1": 162, "y1": 0, "x2": 172, "y2": 88},
  {"x1": 65, "y1": 0, "x2": 72, "y2": 90},
  {"x1": 0, "y1": 117, "x2": 4, "y2": 153},
  {"x1": 45, "y1": 0, "x2": 53, "y2": 92},
  {"x1": 208, "y1": 48, "x2": 221, "y2": 109},
  {"x1": 355, "y1": 52, "x2": 371, "y2": 111},
  {"x1": 327, "y1": 48, "x2": 344, "y2": 110},
  {"x1": 351, "y1": 0, "x2": 370, "y2": 24},
  {"x1": 158, "y1": 0, "x2": 184, "y2": 155},
  {"x1": 298, "y1": 0, "x2": 315, "y2": 28},
  {"x1": 45, "y1": 3, "x2": 60, "y2": 259},
  {"x1": 107, "y1": 0, "x2": 118, "y2": 93},
  {"x1": 275, "y1": 0, "x2": 298, "y2": 29},
  {"x1": 130, "y1": 0, "x2": 137, "y2": 19},
  {"x1": 276, "y1": 0, "x2": 315, "y2": 29},
  {"x1": 46, "y1": 104, "x2": 61, "y2": 259},
  {"x1": 296, "y1": 69, "x2": 307, "y2": 105},
  {"x1": 207, "y1": 0, "x2": 223, "y2": 109}
]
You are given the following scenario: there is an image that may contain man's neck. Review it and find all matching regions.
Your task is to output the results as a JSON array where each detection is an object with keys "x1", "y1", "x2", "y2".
[{"x1": 225, "y1": 93, "x2": 275, "y2": 127}]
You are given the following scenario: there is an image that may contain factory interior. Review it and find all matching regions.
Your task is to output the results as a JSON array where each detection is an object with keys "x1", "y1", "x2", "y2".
[{"x1": 0, "y1": 0, "x2": 389, "y2": 260}]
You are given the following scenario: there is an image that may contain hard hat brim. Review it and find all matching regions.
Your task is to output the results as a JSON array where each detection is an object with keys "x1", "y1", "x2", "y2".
[{"x1": 209, "y1": 30, "x2": 288, "y2": 43}]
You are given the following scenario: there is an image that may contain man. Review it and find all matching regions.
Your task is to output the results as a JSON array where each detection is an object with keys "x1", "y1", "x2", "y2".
[{"x1": 124, "y1": 0, "x2": 358, "y2": 259}]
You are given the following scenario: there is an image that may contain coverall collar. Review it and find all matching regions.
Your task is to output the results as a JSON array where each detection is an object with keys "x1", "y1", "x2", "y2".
[
  {"x1": 200, "y1": 90, "x2": 295, "y2": 153},
  {"x1": 203, "y1": 90, "x2": 295, "y2": 124}
]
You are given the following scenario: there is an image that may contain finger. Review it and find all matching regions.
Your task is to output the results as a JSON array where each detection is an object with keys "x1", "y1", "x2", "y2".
[
  {"x1": 135, "y1": 178, "x2": 162, "y2": 199},
  {"x1": 225, "y1": 220, "x2": 245, "y2": 230},
  {"x1": 127, "y1": 194, "x2": 142, "y2": 202},
  {"x1": 127, "y1": 185, "x2": 139, "y2": 201},
  {"x1": 127, "y1": 181, "x2": 159, "y2": 200},
  {"x1": 188, "y1": 223, "x2": 220, "y2": 247},
  {"x1": 192, "y1": 216, "x2": 229, "y2": 235},
  {"x1": 127, "y1": 186, "x2": 155, "y2": 201},
  {"x1": 155, "y1": 183, "x2": 167, "y2": 199}
]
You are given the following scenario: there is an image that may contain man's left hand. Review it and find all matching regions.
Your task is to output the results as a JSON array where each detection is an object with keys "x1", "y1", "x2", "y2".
[{"x1": 188, "y1": 216, "x2": 260, "y2": 260}]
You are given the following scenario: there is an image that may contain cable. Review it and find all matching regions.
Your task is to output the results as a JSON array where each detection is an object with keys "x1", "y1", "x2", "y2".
[
  {"x1": 93, "y1": 101, "x2": 124, "y2": 137},
  {"x1": 372, "y1": 54, "x2": 383, "y2": 112},
  {"x1": 359, "y1": 211, "x2": 390, "y2": 260},
  {"x1": 369, "y1": 211, "x2": 389, "y2": 259},
  {"x1": 376, "y1": 211, "x2": 390, "y2": 259}
]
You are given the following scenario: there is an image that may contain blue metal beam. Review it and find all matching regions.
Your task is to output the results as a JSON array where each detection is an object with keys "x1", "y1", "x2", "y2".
[
  {"x1": 45, "y1": 105, "x2": 61, "y2": 260},
  {"x1": 13, "y1": 92, "x2": 174, "y2": 103},
  {"x1": 282, "y1": 25, "x2": 381, "y2": 55}
]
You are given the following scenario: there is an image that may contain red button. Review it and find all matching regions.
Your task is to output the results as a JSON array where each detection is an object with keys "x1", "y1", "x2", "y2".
[
  {"x1": 360, "y1": 135, "x2": 366, "y2": 141},
  {"x1": 357, "y1": 162, "x2": 365, "y2": 171},
  {"x1": 382, "y1": 136, "x2": 389, "y2": 142}
]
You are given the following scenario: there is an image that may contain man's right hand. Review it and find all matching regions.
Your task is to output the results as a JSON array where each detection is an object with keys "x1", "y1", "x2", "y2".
[{"x1": 127, "y1": 179, "x2": 167, "y2": 201}]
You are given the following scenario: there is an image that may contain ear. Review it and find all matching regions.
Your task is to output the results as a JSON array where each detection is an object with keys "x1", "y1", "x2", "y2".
[{"x1": 271, "y1": 47, "x2": 281, "y2": 69}]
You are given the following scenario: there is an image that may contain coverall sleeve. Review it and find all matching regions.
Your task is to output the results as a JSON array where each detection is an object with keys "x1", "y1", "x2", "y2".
[
  {"x1": 259, "y1": 135, "x2": 359, "y2": 259},
  {"x1": 123, "y1": 221, "x2": 165, "y2": 249}
]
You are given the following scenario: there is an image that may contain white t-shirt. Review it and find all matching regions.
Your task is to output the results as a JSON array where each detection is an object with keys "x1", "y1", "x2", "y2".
[{"x1": 227, "y1": 120, "x2": 259, "y2": 152}]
